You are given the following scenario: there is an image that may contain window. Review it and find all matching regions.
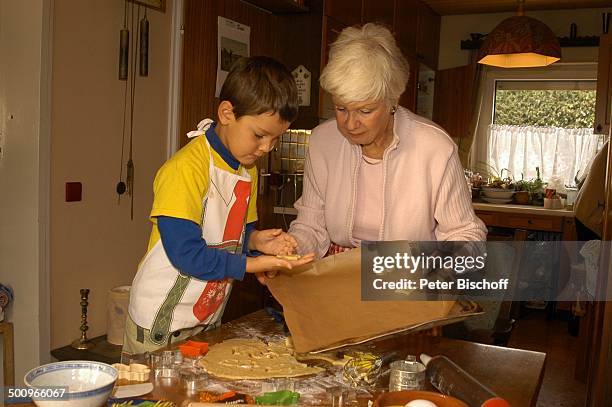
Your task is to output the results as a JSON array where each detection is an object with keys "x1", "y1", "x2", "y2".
[
  {"x1": 471, "y1": 64, "x2": 602, "y2": 189},
  {"x1": 487, "y1": 80, "x2": 601, "y2": 187}
]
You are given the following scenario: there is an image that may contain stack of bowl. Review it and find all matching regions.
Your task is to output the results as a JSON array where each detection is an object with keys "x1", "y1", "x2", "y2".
[{"x1": 480, "y1": 187, "x2": 515, "y2": 204}]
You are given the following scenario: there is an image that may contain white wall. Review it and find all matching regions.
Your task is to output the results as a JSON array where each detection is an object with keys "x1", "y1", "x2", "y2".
[
  {"x1": 0, "y1": 0, "x2": 52, "y2": 383},
  {"x1": 50, "y1": 0, "x2": 172, "y2": 348},
  {"x1": 0, "y1": 0, "x2": 174, "y2": 382},
  {"x1": 439, "y1": 8, "x2": 610, "y2": 70}
]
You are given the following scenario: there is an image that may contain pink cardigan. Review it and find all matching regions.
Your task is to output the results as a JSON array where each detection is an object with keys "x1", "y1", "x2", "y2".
[{"x1": 289, "y1": 107, "x2": 487, "y2": 258}]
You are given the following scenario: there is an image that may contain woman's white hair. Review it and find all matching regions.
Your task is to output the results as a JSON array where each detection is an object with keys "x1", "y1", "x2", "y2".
[{"x1": 320, "y1": 23, "x2": 410, "y2": 106}]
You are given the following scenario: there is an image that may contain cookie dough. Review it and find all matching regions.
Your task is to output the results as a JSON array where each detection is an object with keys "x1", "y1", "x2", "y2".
[{"x1": 199, "y1": 338, "x2": 324, "y2": 379}]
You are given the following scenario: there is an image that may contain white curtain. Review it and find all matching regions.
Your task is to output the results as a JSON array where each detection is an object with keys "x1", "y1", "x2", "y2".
[{"x1": 487, "y1": 125, "x2": 602, "y2": 186}]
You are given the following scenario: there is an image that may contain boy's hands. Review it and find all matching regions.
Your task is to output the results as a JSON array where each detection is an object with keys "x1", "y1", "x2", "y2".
[
  {"x1": 248, "y1": 229, "x2": 298, "y2": 255},
  {"x1": 245, "y1": 253, "x2": 315, "y2": 274},
  {"x1": 246, "y1": 228, "x2": 314, "y2": 285}
]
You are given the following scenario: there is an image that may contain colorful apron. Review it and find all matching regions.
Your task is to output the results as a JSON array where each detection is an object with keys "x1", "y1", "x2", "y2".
[{"x1": 128, "y1": 119, "x2": 251, "y2": 346}]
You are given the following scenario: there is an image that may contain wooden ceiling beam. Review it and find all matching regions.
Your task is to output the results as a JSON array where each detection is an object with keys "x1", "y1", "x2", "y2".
[{"x1": 423, "y1": 0, "x2": 612, "y2": 15}]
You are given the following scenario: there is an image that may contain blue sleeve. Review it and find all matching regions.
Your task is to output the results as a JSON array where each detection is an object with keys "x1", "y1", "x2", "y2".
[
  {"x1": 157, "y1": 216, "x2": 246, "y2": 281},
  {"x1": 243, "y1": 222, "x2": 262, "y2": 256}
]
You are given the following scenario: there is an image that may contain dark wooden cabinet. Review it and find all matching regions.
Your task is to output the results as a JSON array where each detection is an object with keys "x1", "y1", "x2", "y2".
[
  {"x1": 433, "y1": 63, "x2": 477, "y2": 141},
  {"x1": 594, "y1": 33, "x2": 612, "y2": 135},
  {"x1": 415, "y1": 0, "x2": 440, "y2": 70},
  {"x1": 394, "y1": 0, "x2": 440, "y2": 70},
  {"x1": 393, "y1": 0, "x2": 441, "y2": 114}
]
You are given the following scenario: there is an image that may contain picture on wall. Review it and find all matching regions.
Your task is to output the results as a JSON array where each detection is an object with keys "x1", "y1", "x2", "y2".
[{"x1": 216, "y1": 17, "x2": 250, "y2": 97}]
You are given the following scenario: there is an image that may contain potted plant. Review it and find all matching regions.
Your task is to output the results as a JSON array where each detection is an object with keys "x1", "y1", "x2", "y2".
[
  {"x1": 514, "y1": 176, "x2": 530, "y2": 205},
  {"x1": 528, "y1": 167, "x2": 546, "y2": 206},
  {"x1": 515, "y1": 167, "x2": 546, "y2": 206}
]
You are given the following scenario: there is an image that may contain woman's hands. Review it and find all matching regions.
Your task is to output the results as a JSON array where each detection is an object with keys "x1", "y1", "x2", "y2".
[{"x1": 248, "y1": 229, "x2": 297, "y2": 255}]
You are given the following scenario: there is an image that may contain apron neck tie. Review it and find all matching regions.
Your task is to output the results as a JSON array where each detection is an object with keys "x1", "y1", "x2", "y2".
[{"x1": 186, "y1": 118, "x2": 214, "y2": 139}]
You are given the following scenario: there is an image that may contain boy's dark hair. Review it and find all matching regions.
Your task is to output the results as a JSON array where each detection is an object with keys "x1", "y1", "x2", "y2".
[{"x1": 220, "y1": 56, "x2": 299, "y2": 123}]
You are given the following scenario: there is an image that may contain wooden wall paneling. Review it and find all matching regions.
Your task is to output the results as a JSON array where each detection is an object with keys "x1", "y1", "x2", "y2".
[
  {"x1": 180, "y1": 0, "x2": 219, "y2": 146},
  {"x1": 219, "y1": 0, "x2": 279, "y2": 322},
  {"x1": 181, "y1": 0, "x2": 292, "y2": 322},
  {"x1": 221, "y1": 0, "x2": 277, "y2": 57},
  {"x1": 362, "y1": 0, "x2": 395, "y2": 28},
  {"x1": 394, "y1": 0, "x2": 418, "y2": 59},
  {"x1": 319, "y1": 15, "x2": 346, "y2": 119},
  {"x1": 274, "y1": 0, "x2": 324, "y2": 130},
  {"x1": 433, "y1": 63, "x2": 475, "y2": 141},
  {"x1": 325, "y1": 0, "x2": 363, "y2": 27},
  {"x1": 258, "y1": 0, "x2": 324, "y2": 230},
  {"x1": 180, "y1": 0, "x2": 277, "y2": 147}
]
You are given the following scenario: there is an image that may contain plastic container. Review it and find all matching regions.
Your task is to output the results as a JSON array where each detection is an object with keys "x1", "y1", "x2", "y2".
[
  {"x1": 420, "y1": 354, "x2": 510, "y2": 407},
  {"x1": 178, "y1": 340, "x2": 209, "y2": 357}
]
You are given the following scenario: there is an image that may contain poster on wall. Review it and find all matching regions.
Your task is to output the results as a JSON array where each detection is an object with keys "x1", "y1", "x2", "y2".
[{"x1": 216, "y1": 16, "x2": 250, "y2": 97}]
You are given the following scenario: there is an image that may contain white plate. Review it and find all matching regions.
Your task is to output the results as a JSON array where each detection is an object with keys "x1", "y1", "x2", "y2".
[
  {"x1": 482, "y1": 197, "x2": 513, "y2": 204},
  {"x1": 112, "y1": 382, "x2": 154, "y2": 399}
]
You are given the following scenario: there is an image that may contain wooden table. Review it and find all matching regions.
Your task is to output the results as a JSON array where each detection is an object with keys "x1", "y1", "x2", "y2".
[
  {"x1": 150, "y1": 310, "x2": 546, "y2": 407},
  {"x1": 473, "y1": 202, "x2": 576, "y2": 241},
  {"x1": 15, "y1": 310, "x2": 546, "y2": 406}
]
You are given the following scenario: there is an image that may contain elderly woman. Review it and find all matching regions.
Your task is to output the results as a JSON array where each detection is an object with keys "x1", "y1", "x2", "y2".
[{"x1": 289, "y1": 23, "x2": 486, "y2": 258}]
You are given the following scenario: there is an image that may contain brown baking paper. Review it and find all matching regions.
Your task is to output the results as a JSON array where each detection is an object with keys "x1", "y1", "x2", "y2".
[{"x1": 267, "y1": 248, "x2": 480, "y2": 353}]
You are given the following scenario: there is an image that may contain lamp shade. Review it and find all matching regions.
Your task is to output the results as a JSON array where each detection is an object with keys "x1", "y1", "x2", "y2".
[{"x1": 478, "y1": 15, "x2": 561, "y2": 68}]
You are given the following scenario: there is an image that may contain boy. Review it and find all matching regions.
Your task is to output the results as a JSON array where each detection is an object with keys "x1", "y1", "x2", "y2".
[{"x1": 124, "y1": 56, "x2": 314, "y2": 356}]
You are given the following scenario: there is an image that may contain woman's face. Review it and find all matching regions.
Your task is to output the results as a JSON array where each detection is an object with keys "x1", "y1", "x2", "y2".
[{"x1": 332, "y1": 98, "x2": 393, "y2": 147}]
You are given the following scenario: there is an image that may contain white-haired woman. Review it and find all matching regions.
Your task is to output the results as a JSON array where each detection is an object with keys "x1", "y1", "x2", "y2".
[{"x1": 289, "y1": 23, "x2": 486, "y2": 258}]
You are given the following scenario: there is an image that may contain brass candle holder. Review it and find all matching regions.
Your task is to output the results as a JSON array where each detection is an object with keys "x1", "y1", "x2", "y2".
[{"x1": 71, "y1": 288, "x2": 94, "y2": 350}]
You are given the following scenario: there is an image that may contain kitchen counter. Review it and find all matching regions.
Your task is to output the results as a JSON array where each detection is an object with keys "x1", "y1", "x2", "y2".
[{"x1": 473, "y1": 202, "x2": 574, "y2": 217}]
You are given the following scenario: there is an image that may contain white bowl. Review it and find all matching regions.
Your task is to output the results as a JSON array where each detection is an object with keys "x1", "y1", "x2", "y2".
[
  {"x1": 481, "y1": 187, "x2": 515, "y2": 199},
  {"x1": 24, "y1": 360, "x2": 117, "y2": 407}
]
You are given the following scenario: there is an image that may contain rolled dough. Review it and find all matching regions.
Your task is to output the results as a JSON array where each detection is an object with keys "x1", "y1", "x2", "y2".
[{"x1": 199, "y1": 338, "x2": 324, "y2": 379}]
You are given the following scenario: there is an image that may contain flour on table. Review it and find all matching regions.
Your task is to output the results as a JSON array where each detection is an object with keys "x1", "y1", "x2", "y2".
[{"x1": 200, "y1": 338, "x2": 325, "y2": 379}]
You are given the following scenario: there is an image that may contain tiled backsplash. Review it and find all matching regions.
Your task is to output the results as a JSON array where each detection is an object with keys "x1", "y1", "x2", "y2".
[
  {"x1": 271, "y1": 129, "x2": 311, "y2": 174},
  {"x1": 269, "y1": 129, "x2": 311, "y2": 209}
]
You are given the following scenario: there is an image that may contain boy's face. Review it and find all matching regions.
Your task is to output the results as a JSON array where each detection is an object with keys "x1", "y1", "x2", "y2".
[{"x1": 218, "y1": 104, "x2": 290, "y2": 166}]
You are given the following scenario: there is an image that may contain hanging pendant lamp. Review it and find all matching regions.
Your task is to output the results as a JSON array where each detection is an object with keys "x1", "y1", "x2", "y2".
[{"x1": 478, "y1": 0, "x2": 561, "y2": 68}]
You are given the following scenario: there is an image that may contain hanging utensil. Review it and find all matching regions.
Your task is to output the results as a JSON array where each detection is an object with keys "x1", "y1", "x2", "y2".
[
  {"x1": 117, "y1": 0, "x2": 130, "y2": 202},
  {"x1": 139, "y1": 9, "x2": 149, "y2": 77},
  {"x1": 119, "y1": 0, "x2": 129, "y2": 80},
  {"x1": 125, "y1": 4, "x2": 140, "y2": 219}
]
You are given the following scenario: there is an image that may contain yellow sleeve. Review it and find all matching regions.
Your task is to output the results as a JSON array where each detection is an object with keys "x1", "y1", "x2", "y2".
[
  {"x1": 150, "y1": 139, "x2": 210, "y2": 224},
  {"x1": 246, "y1": 166, "x2": 259, "y2": 224}
]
